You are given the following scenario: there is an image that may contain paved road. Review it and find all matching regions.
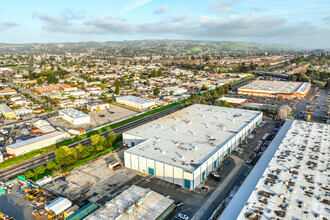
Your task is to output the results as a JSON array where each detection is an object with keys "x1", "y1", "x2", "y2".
[
  {"x1": 7, "y1": 81, "x2": 45, "y2": 104},
  {"x1": 192, "y1": 155, "x2": 246, "y2": 220}
]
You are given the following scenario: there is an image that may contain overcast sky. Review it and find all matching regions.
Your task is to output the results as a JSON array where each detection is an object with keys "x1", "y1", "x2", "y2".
[{"x1": 1, "y1": 0, "x2": 330, "y2": 48}]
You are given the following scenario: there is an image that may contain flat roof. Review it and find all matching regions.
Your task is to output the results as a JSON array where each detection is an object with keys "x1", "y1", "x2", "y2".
[
  {"x1": 0, "y1": 104, "x2": 14, "y2": 113},
  {"x1": 220, "y1": 120, "x2": 330, "y2": 220},
  {"x1": 6, "y1": 131, "x2": 67, "y2": 149},
  {"x1": 116, "y1": 95, "x2": 155, "y2": 104},
  {"x1": 86, "y1": 185, "x2": 174, "y2": 220},
  {"x1": 239, "y1": 80, "x2": 310, "y2": 94},
  {"x1": 218, "y1": 97, "x2": 247, "y2": 104},
  {"x1": 60, "y1": 108, "x2": 89, "y2": 119},
  {"x1": 125, "y1": 104, "x2": 261, "y2": 172}
]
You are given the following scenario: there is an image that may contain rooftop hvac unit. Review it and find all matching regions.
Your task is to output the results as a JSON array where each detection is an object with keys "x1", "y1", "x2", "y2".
[
  {"x1": 126, "y1": 206, "x2": 133, "y2": 214},
  {"x1": 136, "y1": 199, "x2": 142, "y2": 206}
]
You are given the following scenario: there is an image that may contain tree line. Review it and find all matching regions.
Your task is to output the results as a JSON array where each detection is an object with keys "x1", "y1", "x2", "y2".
[{"x1": 24, "y1": 132, "x2": 116, "y2": 179}]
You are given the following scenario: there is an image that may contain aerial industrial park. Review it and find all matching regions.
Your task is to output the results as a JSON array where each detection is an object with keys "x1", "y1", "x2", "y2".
[{"x1": 0, "y1": 1, "x2": 330, "y2": 220}]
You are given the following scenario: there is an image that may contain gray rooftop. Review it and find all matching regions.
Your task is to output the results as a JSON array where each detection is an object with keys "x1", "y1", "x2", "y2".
[
  {"x1": 220, "y1": 120, "x2": 330, "y2": 220},
  {"x1": 86, "y1": 185, "x2": 174, "y2": 220},
  {"x1": 6, "y1": 131, "x2": 67, "y2": 149},
  {"x1": 125, "y1": 104, "x2": 261, "y2": 172},
  {"x1": 0, "y1": 104, "x2": 14, "y2": 113},
  {"x1": 116, "y1": 95, "x2": 155, "y2": 104},
  {"x1": 239, "y1": 80, "x2": 310, "y2": 94},
  {"x1": 59, "y1": 108, "x2": 89, "y2": 119}
]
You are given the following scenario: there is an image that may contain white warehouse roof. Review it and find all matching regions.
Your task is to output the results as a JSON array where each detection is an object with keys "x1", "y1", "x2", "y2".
[
  {"x1": 116, "y1": 95, "x2": 154, "y2": 104},
  {"x1": 124, "y1": 104, "x2": 262, "y2": 172},
  {"x1": 220, "y1": 120, "x2": 330, "y2": 220},
  {"x1": 45, "y1": 197, "x2": 72, "y2": 215},
  {"x1": 59, "y1": 108, "x2": 89, "y2": 119}
]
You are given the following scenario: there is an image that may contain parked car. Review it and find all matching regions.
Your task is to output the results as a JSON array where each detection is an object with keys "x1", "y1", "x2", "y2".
[
  {"x1": 99, "y1": 114, "x2": 105, "y2": 117},
  {"x1": 209, "y1": 171, "x2": 221, "y2": 182},
  {"x1": 177, "y1": 213, "x2": 189, "y2": 220}
]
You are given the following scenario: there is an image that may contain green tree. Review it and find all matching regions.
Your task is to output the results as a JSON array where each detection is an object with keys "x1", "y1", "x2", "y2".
[
  {"x1": 91, "y1": 134, "x2": 102, "y2": 146},
  {"x1": 105, "y1": 98, "x2": 113, "y2": 103},
  {"x1": 37, "y1": 78, "x2": 43, "y2": 85},
  {"x1": 170, "y1": 91, "x2": 174, "y2": 95},
  {"x1": 107, "y1": 132, "x2": 116, "y2": 146},
  {"x1": 153, "y1": 87, "x2": 160, "y2": 96},
  {"x1": 46, "y1": 160, "x2": 59, "y2": 170},
  {"x1": 100, "y1": 84, "x2": 107, "y2": 89},
  {"x1": 24, "y1": 170, "x2": 34, "y2": 178},
  {"x1": 46, "y1": 74, "x2": 59, "y2": 84},
  {"x1": 33, "y1": 165, "x2": 46, "y2": 176},
  {"x1": 202, "y1": 85, "x2": 208, "y2": 91},
  {"x1": 55, "y1": 146, "x2": 77, "y2": 166},
  {"x1": 76, "y1": 143, "x2": 84, "y2": 158},
  {"x1": 115, "y1": 79, "x2": 120, "y2": 95},
  {"x1": 80, "y1": 147, "x2": 90, "y2": 158}
]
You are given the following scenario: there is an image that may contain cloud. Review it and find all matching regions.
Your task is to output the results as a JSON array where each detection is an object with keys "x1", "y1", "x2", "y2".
[
  {"x1": 209, "y1": 0, "x2": 241, "y2": 13},
  {"x1": 122, "y1": 0, "x2": 153, "y2": 13},
  {"x1": 34, "y1": 11, "x2": 330, "y2": 47},
  {"x1": 322, "y1": 15, "x2": 330, "y2": 22},
  {"x1": 154, "y1": 5, "x2": 168, "y2": 14},
  {"x1": 1, "y1": 21, "x2": 19, "y2": 27},
  {"x1": 0, "y1": 21, "x2": 19, "y2": 31},
  {"x1": 171, "y1": 14, "x2": 190, "y2": 22}
]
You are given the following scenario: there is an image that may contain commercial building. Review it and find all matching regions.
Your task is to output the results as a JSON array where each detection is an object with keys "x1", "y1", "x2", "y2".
[
  {"x1": 6, "y1": 131, "x2": 69, "y2": 156},
  {"x1": 238, "y1": 80, "x2": 311, "y2": 99},
  {"x1": 45, "y1": 197, "x2": 72, "y2": 215},
  {"x1": 59, "y1": 108, "x2": 90, "y2": 125},
  {"x1": 217, "y1": 97, "x2": 248, "y2": 105},
  {"x1": 219, "y1": 120, "x2": 329, "y2": 220},
  {"x1": 0, "y1": 103, "x2": 16, "y2": 119},
  {"x1": 0, "y1": 89, "x2": 17, "y2": 96},
  {"x1": 164, "y1": 87, "x2": 188, "y2": 96},
  {"x1": 123, "y1": 104, "x2": 262, "y2": 190},
  {"x1": 116, "y1": 95, "x2": 156, "y2": 109},
  {"x1": 86, "y1": 185, "x2": 175, "y2": 220},
  {"x1": 87, "y1": 103, "x2": 110, "y2": 111},
  {"x1": 35, "y1": 85, "x2": 60, "y2": 92}
]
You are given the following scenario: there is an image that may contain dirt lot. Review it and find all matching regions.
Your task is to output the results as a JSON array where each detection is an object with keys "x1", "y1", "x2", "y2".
[{"x1": 44, "y1": 147, "x2": 138, "y2": 206}]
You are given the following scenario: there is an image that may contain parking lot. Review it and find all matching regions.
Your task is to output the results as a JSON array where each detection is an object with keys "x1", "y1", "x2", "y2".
[{"x1": 48, "y1": 104, "x2": 137, "y2": 132}]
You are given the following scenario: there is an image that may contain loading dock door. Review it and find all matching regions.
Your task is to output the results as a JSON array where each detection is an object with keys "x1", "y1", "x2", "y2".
[
  {"x1": 131, "y1": 142, "x2": 135, "y2": 147},
  {"x1": 148, "y1": 167, "x2": 154, "y2": 175},
  {"x1": 228, "y1": 147, "x2": 231, "y2": 154},
  {"x1": 184, "y1": 179, "x2": 190, "y2": 189},
  {"x1": 202, "y1": 171, "x2": 206, "y2": 180},
  {"x1": 214, "y1": 161, "x2": 217, "y2": 169}
]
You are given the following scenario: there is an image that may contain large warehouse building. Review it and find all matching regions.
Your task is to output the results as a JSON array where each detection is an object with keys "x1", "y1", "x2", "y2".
[
  {"x1": 238, "y1": 80, "x2": 311, "y2": 99},
  {"x1": 59, "y1": 108, "x2": 90, "y2": 125},
  {"x1": 220, "y1": 120, "x2": 329, "y2": 220},
  {"x1": 116, "y1": 95, "x2": 156, "y2": 109},
  {"x1": 123, "y1": 104, "x2": 263, "y2": 190},
  {"x1": 6, "y1": 131, "x2": 69, "y2": 156}
]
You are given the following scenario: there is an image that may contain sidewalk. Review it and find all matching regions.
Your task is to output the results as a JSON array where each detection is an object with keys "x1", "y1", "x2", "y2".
[{"x1": 192, "y1": 155, "x2": 246, "y2": 220}]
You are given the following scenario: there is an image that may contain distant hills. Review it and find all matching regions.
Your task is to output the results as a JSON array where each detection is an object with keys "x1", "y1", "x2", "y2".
[{"x1": 0, "y1": 40, "x2": 304, "y2": 55}]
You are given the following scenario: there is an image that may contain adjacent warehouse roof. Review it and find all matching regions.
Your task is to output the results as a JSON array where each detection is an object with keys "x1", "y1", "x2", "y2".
[
  {"x1": 67, "y1": 203, "x2": 99, "y2": 220},
  {"x1": 238, "y1": 80, "x2": 310, "y2": 94},
  {"x1": 6, "y1": 131, "x2": 67, "y2": 150},
  {"x1": 116, "y1": 95, "x2": 154, "y2": 104},
  {"x1": 0, "y1": 103, "x2": 14, "y2": 113},
  {"x1": 45, "y1": 197, "x2": 72, "y2": 215},
  {"x1": 218, "y1": 97, "x2": 247, "y2": 105},
  {"x1": 59, "y1": 108, "x2": 89, "y2": 119},
  {"x1": 219, "y1": 120, "x2": 330, "y2": 220},
  {"x1": 124, "y1": 104, "x2": 261, "y2": 172},
  {"x1": 86, "y1": 185, "x2": 175, "y2": 220}
]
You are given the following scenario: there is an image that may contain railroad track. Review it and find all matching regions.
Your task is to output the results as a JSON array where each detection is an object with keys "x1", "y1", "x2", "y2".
[{"x1": 0, "y1": 105, "x2": 182, "y2": 181}]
